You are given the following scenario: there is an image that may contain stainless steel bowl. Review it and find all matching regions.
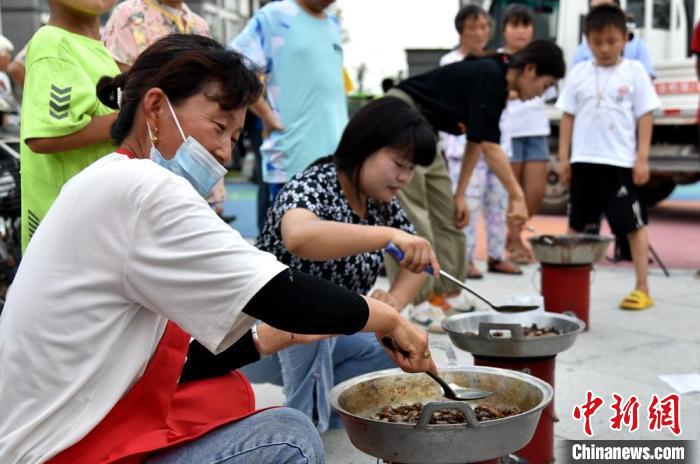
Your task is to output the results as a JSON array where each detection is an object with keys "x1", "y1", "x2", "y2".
[
  {"x1": 330, "y1": 366, "x2": 553, "y2": 464},
  {"x1": 443, "y1": 311, "x2": 585, "y2": 358},
  {"x1": 528, "y1": 234, "x2": 613, "y2": 265}
]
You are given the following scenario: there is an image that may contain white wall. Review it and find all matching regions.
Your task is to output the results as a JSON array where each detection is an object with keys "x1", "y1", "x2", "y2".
[{"x1": 336, "y1": 0, "x2": 461, "y2": 94}]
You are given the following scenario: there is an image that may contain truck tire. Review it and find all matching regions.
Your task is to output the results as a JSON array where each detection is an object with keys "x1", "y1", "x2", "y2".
[
  {"x1": 539, "y1": 159, "x2": 676, "y2": 212},
  {"x1": 539, "y1": 155, "x2": 569, "y2": 215}
]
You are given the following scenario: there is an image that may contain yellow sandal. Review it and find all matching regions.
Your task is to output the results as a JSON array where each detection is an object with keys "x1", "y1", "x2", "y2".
[{"x1": 620, "y1": 290, "x2": 654, "y2": 310}]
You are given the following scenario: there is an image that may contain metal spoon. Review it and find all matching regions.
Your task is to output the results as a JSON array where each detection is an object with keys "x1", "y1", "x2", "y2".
[
  {"x1": 380, "y1": 338, "x2": 492, "y2": 401},
  {"x1": 385, "y1": 243, "x2": 539, "y2": 313},
  {"x1": 426, "y1": 371, "x2": 493, "y2": 401}
]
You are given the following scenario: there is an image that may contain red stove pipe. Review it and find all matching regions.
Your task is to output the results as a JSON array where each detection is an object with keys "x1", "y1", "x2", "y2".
[
  {"x1": 541, "y1": 263, "x2": 591, "y2": 328},
  {"x1": 474, "y1": 355, "x2": 557, "y2": 464}
]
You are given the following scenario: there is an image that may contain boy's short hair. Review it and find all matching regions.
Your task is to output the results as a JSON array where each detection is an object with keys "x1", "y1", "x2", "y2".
[
  {"x1": 454, "y1": 4, "x2": 488, "y2": 34},
  {"x1": 502, "y1": 4, "x2": 534, "y2": 31},
  {"x1": 585, "y1": 4, "x2": 627, "y2": 37}
]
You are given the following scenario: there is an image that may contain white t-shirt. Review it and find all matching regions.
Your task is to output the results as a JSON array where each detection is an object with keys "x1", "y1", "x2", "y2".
[
  {"x1": 506, "y1": 86, "x2": 556, "y2": 138},
  {"x1": 556, "y1": 59, "x2": 660, "y2": 168},
  {"x1": 0, "y1": 154, "x2": 287, "y2": 463}
]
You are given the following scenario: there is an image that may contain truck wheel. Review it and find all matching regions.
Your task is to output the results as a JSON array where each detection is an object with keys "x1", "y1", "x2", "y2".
[
  {"x1": 641, "y1": 178, "x2": 676, "y2": 207},
  {"x1": 539, "y1": 156, "x2": 569, "y2": 215}
]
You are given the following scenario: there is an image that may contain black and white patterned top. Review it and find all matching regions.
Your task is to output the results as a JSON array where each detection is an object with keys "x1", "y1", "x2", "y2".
[{"x1": 256, "y1": 161, "x2": 416, "y2": 295}]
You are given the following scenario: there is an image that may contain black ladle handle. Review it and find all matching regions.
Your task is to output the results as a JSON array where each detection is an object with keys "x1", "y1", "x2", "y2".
[
  {"x1": 380, "y1": 337, "x2": 411, "y2": 357},
  {"x1": 425, "y1": 371, "x2": 458, "y2": 400}
]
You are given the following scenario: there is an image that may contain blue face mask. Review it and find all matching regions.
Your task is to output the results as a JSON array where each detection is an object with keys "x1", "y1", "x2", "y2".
[{"x1": 148, "y1": 97, "x2": 228, "y2": 197}]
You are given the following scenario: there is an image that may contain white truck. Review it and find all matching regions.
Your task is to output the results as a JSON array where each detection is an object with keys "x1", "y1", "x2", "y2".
[
  {"x1": 404, "y1": 1, "x2": 700, "y2": 211},
  {"x1": 483, "y1": 0, "x2": 700, "y2": 212}
]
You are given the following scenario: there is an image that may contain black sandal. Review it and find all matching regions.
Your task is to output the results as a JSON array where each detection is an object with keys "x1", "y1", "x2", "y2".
[
  {"x1": 467, "y1": 262, "x2": 483, "y2": 279},
  {"x1": 487, "y1": 258, "x2": 522, "y2": 275}
]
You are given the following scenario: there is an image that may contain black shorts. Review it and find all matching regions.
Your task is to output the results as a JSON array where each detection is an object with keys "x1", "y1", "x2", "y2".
[{"x1": 568, "y1": 162, "x2": 647, "y2": 235}]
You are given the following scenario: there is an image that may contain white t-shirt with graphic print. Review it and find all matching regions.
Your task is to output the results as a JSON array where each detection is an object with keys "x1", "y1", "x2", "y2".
[{"x1": 556, "y1": 59, "x2": 660, "y2": 168}]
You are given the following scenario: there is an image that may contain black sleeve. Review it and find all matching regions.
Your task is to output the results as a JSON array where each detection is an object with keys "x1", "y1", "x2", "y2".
[
  {"x1": 466, "y1": 77, "x2": 506, "y2": 144},
  {"x1": 242, "y1": 268, "x2": 370, "y2": 335},
  {"x1": 179, "y1": 331, "x2": 259, "y2": 384},
  {"x1": 179, "y1": 269, "x2": 370, "y2": 384}
]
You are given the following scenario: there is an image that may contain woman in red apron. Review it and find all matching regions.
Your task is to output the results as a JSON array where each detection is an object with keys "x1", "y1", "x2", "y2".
[{"x1": 0, "y1": 35, "x2": 436, "y2": 464}]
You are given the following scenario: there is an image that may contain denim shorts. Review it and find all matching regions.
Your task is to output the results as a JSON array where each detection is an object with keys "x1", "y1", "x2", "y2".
[{"x1": 511, "y1": 135, "x2": 549, "y2": 163}]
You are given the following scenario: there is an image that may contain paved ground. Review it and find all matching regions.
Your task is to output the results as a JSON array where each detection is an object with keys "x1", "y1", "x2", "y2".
[{"x1": 225, "y1": 178, "x2": 700, "y2": 461}]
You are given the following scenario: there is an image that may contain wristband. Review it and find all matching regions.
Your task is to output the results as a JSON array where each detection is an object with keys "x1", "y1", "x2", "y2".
[{"x1": 251, "y1": 324, "x2": 267, "y2": 358}]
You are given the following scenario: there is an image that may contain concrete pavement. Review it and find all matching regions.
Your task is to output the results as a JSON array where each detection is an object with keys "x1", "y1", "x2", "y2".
[{"x1": 251, "y1": 264, "x2": 700, "y2": 463}]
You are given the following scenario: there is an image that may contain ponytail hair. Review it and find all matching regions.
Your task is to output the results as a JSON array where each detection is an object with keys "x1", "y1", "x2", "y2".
[{"x1": 509, "y1": 39, "x2": 565, "y2": 78}]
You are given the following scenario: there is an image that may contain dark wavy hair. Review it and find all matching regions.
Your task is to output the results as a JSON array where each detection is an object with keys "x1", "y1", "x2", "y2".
[{"x1": 97, "y1": 34, "x2": 263, "y2": 144}]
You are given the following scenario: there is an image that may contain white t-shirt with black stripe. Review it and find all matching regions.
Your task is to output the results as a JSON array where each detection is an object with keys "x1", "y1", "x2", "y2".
[{"x1": 0, "y1": 153, "x2": 286, "y2": 463}]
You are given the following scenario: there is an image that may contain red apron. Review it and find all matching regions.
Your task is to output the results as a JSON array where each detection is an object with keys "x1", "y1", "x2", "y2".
[{"x1": 48, "y1": 321, "x2": 262, "y2": 464}]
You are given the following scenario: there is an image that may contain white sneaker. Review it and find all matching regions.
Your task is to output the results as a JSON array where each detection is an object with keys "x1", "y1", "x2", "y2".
[
  {"x1": 445, "y1": 290, "x2": 477, "y2": 313},
  {"x1": 408, "y1": 301, "x2": 447, "y2": 333}
]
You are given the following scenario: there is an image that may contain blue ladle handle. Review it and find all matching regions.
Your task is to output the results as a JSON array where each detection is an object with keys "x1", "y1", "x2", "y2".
[{"x1": 385, "y1": 242, "x2": 435, "y2": 275}]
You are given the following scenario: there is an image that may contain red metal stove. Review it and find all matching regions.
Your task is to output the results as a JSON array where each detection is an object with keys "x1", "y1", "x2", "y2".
[{"x1": 529, "y1": 234, "x2": 613, "y2": 329}]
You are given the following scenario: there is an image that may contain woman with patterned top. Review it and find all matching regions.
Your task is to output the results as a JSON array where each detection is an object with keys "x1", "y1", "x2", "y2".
[{"x1": 243, "y1": 97, "x2": 439, "y2": 432}]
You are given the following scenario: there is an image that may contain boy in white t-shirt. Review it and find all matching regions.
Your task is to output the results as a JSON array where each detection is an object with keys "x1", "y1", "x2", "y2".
[{"x1": 557, "y1": 5, "x2": 660, "y2": 310}]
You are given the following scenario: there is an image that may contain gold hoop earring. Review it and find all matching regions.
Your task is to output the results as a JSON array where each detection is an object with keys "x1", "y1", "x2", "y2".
[{"x1": 150, "y1": 128, "x2": 159, "y2": 146}]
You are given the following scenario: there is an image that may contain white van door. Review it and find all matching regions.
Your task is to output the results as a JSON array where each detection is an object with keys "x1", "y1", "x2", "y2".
[{"x1": 629, "y1": 0, "x2": 672, "y2": 60}]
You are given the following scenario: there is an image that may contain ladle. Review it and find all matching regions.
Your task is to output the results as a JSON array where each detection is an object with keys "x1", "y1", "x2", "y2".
[
  {"x1": 380, "y1": 338, "x2": 493, "y2": 401},
  {"x1": 426, "y1": 371, "x2": 493, "y2": 401},
  {"x1": 385, "y1": 243, "x2": 539, "y2": 313}
]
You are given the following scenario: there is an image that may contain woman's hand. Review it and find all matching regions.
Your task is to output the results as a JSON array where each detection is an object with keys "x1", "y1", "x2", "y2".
[
  {"x1": 370, "y1": 289, "x2": 401, "y2": 310},
  {"x1": 507, "y1": 195, "x2": 529, "y2": 228},
  {"x1": 376, "y1": 318, "x2": 437, "y2": 374},
  {"x1": 454, "y1": 194, "x2": 470, "y2": 229},
  {"x1": 389, "y1": 230, "x2": 440, "y2": 275},
  {"x1": 362, "y1": 296, "x2": 435, "y2": 373},
  {"x1": 255, "y1": 323, "x2": 332, "y2": 356}
]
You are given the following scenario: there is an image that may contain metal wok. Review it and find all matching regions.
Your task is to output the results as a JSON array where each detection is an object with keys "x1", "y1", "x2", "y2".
[
  {"x1": 443, "y1": 311, "x2": 585, "y2": 358},
  {"x1": 330, "y1": 366, "x2": 553, "y2": 464},
  {"x1": 528, "y1": 234, "x2": 613, "y2": 265}
]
